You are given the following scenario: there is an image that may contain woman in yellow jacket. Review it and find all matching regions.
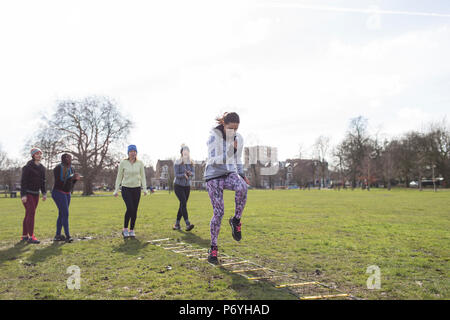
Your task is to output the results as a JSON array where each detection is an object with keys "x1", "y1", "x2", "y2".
[{"x1": 114, "y1": 145, "x2": 148, "y2": 238}]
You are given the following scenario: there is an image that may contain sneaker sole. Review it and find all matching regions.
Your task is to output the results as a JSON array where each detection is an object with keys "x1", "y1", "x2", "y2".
[{"x1": 208, "y1": 258, "x2": 219, "y2": 265}]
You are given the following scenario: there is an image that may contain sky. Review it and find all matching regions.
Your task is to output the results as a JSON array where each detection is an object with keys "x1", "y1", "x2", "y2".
[{"x1": 1, "y1": 0, "x2": 449, "y2": 166}]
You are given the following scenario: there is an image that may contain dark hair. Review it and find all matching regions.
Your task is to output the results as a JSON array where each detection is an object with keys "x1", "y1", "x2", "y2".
[
  {"x1": 215, "y1": 112, "x2": 240, "y2": 125},
  {"x1": 61, "y1": 154, "x2": 72, "y2": 166}
]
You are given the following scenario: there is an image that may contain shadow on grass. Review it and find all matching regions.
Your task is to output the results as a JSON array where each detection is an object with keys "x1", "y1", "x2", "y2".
[
  {"x1": 0, "y1": 241, "x2": 30, "y2": 266},
  {"x1": 219, "y1": 267, "x2": 296, "y2": 300},
  {"x1": 27, "y1": 242, "x2": 65, "y2": 264},
  {"x1": 177, "y1": 230, "x2": 211, "y2": 248},
  {"x1": 113, "y1": 238, "x2": 150, "y2": 256}
]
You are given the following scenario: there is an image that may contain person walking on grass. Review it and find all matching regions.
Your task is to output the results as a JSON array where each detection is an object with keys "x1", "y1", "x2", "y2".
[
  {"x1": 114, "y1": 145, "x2": 148, "y2": 239},
  {"x1": 20, "y1": 148, "x2": 47, "y2": 244},
  {"x1": 204, "y1": 112, "x2": 250, "y2": 264},
  {"x1": 52, "y1": 154, "x2": 80, "y2": 243},
  {"x1": 173, "y1": 144, "x2": 195, "y2": 231}
]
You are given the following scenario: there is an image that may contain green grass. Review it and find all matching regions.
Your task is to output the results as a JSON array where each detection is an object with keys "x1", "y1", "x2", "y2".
[{"x1": 0, "y1": 188, "x2": 449, "y2": 300}]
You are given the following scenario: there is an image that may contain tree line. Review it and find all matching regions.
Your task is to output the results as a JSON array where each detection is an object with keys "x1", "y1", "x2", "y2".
[
  {"x1": 332, "y1": 116, "x2": 449, "y2": 190},
  {"x1": 0, "y1": 97, "x2": 449, "y2": 194}
]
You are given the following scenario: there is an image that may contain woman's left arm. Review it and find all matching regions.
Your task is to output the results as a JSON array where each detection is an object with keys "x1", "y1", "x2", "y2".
[
  {"x1": 235, "y1": 134, "x2": 245, "y2": 177},
  {"x1": 141, "y1": 162, "x2": 148, "y2": 194}
]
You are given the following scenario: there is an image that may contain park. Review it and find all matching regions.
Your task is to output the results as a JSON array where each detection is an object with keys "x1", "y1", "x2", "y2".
[{"x1": 0, "y1": 188, "x2": 448, "y2": 300}]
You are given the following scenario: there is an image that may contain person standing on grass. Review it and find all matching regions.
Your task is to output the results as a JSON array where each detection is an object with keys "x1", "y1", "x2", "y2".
[
  {"x1": 20, "y1": 148, "x2": 47, "y2": 244},
  {"x1": 52, "y1": 154, "x2": 80, "y2": 243},
  {"x1": 173, "y1": 144, "x2": 195, "y2": 231},
  {"x1": 204, "y1": 112, "x2": 250, "y2": 264},
  {"x1": 114, "y1": 145, "x2": 148, "y2": 239}
]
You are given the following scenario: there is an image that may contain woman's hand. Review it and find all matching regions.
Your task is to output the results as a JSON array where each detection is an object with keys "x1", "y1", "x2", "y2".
[
  {"x1": 42, "y1": 194, "x2": 47, "y2": 202},
  {"x1": 113, "y1": 192, "x2": 118, "y2": 198},
  {"x1": 74, "y1": 173, "x2": 81, "y2": 181},
  {"x1": 244, "y1": 176, "x2": 251, "y2": 185},
  {"x1": 21, "y1": 196, "x2": 27, "y2": 204}
]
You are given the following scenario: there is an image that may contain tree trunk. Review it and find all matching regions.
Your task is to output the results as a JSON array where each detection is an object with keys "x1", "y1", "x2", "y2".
[{"x1": 83, "y1": 176, "x2": 94, "y2": 196}]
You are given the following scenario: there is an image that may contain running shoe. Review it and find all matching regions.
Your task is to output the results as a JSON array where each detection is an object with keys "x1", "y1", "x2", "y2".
[
  {"x1": 229, "y1": 217, "x2": 242, "y2": 241},
  {"x1": 208, "y1": 247, "x2": 219, "y2": 265},
  {"x1": 172, "y1": 224, "x2": 181, "y2": 231},
  {"x1": 53, "y1": 235, "x2": 66, "y2": 242},
  {"x1": 20, "y1": 235, "x2": 29, "y2": 242},
  {"x1": 129, "y1": 230, "x2": 135, "y2": 238},
  {"x1": 185, "y1": 224, "x2": 195, "y2": 232},
  {"x1": 122, "y1": 229, "x2": 129, "y2": 238},
  {"x1": 27, "y1": 235, "x2": 40, "y2": 244}
]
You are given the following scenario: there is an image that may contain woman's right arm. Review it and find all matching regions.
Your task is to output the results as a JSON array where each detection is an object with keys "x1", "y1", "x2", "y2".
[
  {"x1": 114, "y1": 161, "x2": 124, "y2": 195},
  {"x1": 20, "y1": 166, "x2": 29, "y2": 200}
]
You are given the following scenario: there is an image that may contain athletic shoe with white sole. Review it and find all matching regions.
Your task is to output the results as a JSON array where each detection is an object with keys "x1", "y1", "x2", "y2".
[
  {"x1": 129, "y1": 230, "x2": 135, "y2": 238},
  {"x1": 122, "y1": 229, "x2": 129, "y2": 238}
]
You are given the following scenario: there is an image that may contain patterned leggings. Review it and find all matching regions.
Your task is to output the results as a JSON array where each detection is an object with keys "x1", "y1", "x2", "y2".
[{"x1": 206, "y1": 173, "x2": 248, "y2": 247}]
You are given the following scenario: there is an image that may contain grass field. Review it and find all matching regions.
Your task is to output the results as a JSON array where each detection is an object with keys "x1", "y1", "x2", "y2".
[{"x1": 0, "y1": 188, "x2": 449, "y2": 300}]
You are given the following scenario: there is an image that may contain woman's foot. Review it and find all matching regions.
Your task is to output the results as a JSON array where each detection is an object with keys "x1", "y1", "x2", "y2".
[
  {"x1": 122, "y1": 229, "x2": 129, "y2": 238},
  {"x1": 20, "y1": 235, "x2": 29, "y2": 242},
  {"x1": 229, "y1": 217, "x2": 242, "y2": 241},
  {"x1": 27, "y1": 235, "x2": 40, "y2": 244},
  {"x1": 53, "y1": 234, "x2": 66, "y2": 241},
  {"x1": 172, "y1": 224, "x2": 181, "y2": 231},
  {"x1": 208, "y1": 246, "x2": 219, "y2": 265},
  {"x1": 65, "y1": 236, "x2": 73, "y2": 243},
  {"x1": 186, "y1": 224, "x2": 195, "y2": 232},
  {"x1": 129, "y1": 230, "x2": 135, "y2": 238}
]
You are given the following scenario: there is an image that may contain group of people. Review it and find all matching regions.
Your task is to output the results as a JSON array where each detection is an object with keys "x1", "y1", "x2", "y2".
[
  {"x1": 21, "y1": 150, "x2": 80, "y2": 243},
  {"x1": 19, "y1": 112, "x2": 250, "y2": 264}
]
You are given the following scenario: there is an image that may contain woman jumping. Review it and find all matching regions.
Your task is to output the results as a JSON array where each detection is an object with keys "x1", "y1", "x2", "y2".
[
  {"x1": 114, "y1": 145, "x2": 148, "y2": 238},
  {"x1": 204, "y1": 112, "x2": 250, "y2": 264},
  {"x1": 173, "y1": 144, "x2": 195, "y2": 231},
  {"x1": 20, "y1": 148, "x2": 47, "y2": 244}
]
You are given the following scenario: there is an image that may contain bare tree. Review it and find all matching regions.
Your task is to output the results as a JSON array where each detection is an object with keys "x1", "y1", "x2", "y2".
[
  {"x1": 313, "y1": 135, "x2": 331, "y2": 189},
  {"x1": 336, "y1": 116, "x2": 370, "y2": 189},
  {"x1": 44, "y1": 96, "x2": 132, "y2": 195}
]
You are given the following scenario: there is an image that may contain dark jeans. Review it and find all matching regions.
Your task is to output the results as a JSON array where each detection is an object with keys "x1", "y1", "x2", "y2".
[
  {"x1": 52, "y1": 190, "x2": 71, "y2": 237},
  {"x1": 174, "y1": 184, "x2": 190, "y2": 224},
  {"x1": 122, "y1": 187, "x2": 141, "y2": 230}
]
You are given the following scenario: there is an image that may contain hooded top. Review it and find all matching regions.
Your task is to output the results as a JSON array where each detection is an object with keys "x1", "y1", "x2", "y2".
[
  {"x1": 203, "y1": 126, "x2": 245, "y2": 181},
  {"x1": 20, "y1": 160, "x2": 46, "y2": 197}
]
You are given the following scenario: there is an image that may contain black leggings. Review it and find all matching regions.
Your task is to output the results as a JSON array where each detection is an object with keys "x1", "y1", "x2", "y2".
[
  {"x1": 174, "y1": 184, "x2": 190, "y2": 223},
  {"x1": 122, "y1": 187, "x2": 141, "y2": 230}
]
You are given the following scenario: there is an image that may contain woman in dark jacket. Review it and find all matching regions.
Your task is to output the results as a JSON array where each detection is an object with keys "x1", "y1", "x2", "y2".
[
  {"x1": 51, "y1": 154, "x2": 80, "y2": 242},
  {"x1": 20, "y1": 148, "x2": 47, "y2": 244},
  {"x1": 173, "y1": 144, "x2": 195, "y2": 231}
]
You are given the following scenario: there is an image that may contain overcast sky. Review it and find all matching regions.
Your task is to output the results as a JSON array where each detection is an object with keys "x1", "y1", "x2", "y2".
[{"x1": 1, "y1": 0, "x2": 449, "y2": 165}]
